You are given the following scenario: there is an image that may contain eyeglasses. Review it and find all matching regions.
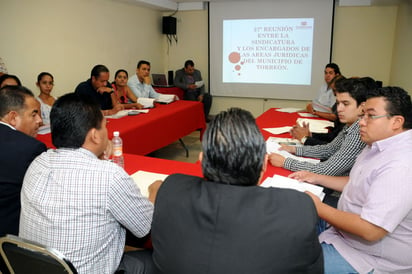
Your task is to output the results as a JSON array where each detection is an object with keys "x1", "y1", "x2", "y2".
[{"x1": 358, "y1": 113, "x2": 392, "y2": 121}]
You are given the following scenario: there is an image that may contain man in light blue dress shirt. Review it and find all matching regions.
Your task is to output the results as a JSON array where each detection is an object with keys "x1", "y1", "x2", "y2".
[{"x1": 128, "y1": 60, "x2": 161, "y2": 99}]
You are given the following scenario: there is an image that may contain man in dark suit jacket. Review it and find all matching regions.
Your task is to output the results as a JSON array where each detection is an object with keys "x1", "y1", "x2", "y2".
[
  {"x1": 174, "y1": 60, "x2": 212, "y2": 121},
  {"x1": 0, "y1": 85, "x2": 46, "y2": 273},
  {"x1": 151, "y1": 108, "x2": 323, "y2": 274}
]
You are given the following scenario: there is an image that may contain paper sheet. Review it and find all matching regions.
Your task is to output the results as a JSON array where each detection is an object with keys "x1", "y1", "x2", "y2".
[
  {"x1": 266, "y1": 136, "x2": 302, "y2": 146},
  {"x1": 298, "y1": 112, "x2": 318, "y2": 118},
  {"x1": 266, "y1": 139, "x2": 320, "y2": 164},
  {"x1": 156, "y1": 94, "x2": 176, "y2": 104},
  {"x1": 37, "y1": 124, "x2": 51, "y2": 135},
  {"x1": 137, "y1": 98, "x2": 155, "y2": 108},
  {"x1": 131, "y1": 170, "x2": 168, "y2": 197},
  {"x1": 263, "y1": 126, "x2": 293, "y2": 135},
  {"x1": 195, "y1": 81, "x2": 204, "y2": 88},
  {"x1": 260, "y1": 175, "x2": 325, "y2": 201},
  {"x1": 275, "y1": 107, "x2": 303, "y2": 113}
]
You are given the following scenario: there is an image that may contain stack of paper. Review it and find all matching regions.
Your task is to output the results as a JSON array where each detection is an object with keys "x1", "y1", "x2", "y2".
[
  {"x1": 138, "y1": 98, "x2": 155, "y2": 108},
  {"x1": 266, "y1": 137, "x2": 302, "y2": 147},
  {"x1": 130, "y1": 170, "x2": 168, "y2": 197},
  {"x1": 156, "y1": 94, "x2": 176, "y2": 104},
  {"x1": 266, "y1": 139, "x2": 320, "y2": 164},
  {"x1": 260, "y1": 175, "x2": 325, "y2": 201}
]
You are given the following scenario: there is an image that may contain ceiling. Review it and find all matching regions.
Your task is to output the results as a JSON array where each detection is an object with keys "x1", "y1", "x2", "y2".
[{"x1": 116, "y1": 0, "x2": 404, "y2": 11}]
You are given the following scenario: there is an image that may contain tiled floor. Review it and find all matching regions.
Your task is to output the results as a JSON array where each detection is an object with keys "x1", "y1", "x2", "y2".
[{"x1": 147, "y1": 130, "x2": 203, "y2": 164}]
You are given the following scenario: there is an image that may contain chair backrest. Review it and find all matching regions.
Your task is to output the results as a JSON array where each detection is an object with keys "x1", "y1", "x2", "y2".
[{"x1": 0, "y1": 234, "x2": 77, "y2": 274}]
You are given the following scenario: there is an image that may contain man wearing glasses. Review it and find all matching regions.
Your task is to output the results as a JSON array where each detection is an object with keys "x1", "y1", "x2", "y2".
[{"x1": 290, "y1": 87, "x2": 412, "y2": 273}]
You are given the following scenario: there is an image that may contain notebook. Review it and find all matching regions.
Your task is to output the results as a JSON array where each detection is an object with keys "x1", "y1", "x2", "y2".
[{"x1": 152, "y1": 73, "x2": 174, "y2": 87}]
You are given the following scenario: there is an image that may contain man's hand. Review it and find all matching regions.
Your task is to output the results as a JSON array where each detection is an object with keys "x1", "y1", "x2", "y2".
[
  {"x1": 148, "y1": 180, "x2": 163, "y2": 203},
  {"x1": 197, "y1": 94, "x2": 204, "y2": 102},
  {"x1": 288, "y1": 171, "x2": 319, "y2": 184},
  {"x1": 290, "y1": 122, "x2": 311, "y2": 141},
  {"x1": 268, "y1": 153, "x2": 286, "y2": 167},
  {"x1": 143, "y1": 75, "x2": 152, "y2": 85},
  {"x1": 97, "y1": 87, "x2": 112, "y2": 94},
  {"x1": 188, "y1": 84, "x2": 197, "y2": 90},
  {"x1": 279, "y1": 144, "x2": 296, "y2": 154}
]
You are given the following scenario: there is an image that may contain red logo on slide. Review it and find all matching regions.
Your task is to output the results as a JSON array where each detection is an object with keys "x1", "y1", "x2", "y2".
[{"x1": 229, "y1": 51, "x2": 242, "y2": 75}]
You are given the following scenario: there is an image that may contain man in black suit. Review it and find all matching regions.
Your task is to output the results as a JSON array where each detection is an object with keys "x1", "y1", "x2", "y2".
[
  {"x1": 0, "y1": 85, "x2": 46, "y2": 272},
  {"x1": 0, "y1": 85, "x2": 46, "y2": 236},
  {"x1": 151, "y1": 108, "x2": 323, "y2": 274}
]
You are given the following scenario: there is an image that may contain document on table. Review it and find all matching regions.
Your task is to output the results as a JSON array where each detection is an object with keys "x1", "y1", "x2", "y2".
[
  {"x1": 137, "y1": 98, "x2": 155, "y2": 108},
  {"x1": 296, "y1": 118, "x2": 334, "y2": 133},
  {"x1": 131, "y1": 170, "x2": 168, "y2": 197},
  {"x1": 263, "y1": 126, "x2": 293, "y2": 135},
  {"x1": 156, "y1": 94, "x2": 176, "y2": 104},
  {"x1": 261, "y1": 175, "x2": 325, "y2": 201},
  {"x1": 298, "y1": 112, "x2": 318, "y2": 118},
  {"x1": 266, "y1": 136, "x2": 302, "y2": 147},
  {"x1": 275, "y1": 107, "x2": 303, "y2": 113},
  {"x1": 266, "y1": 139, "x2": 320, "y2": 164}
]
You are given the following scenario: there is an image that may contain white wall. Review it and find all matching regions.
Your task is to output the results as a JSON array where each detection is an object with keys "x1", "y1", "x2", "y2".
[{"x1": 0, "y1": 0, "x2": 164, "y2": 96}]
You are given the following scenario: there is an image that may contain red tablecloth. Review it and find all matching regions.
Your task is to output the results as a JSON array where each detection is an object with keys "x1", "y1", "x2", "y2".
[
  {"x1": 154, "y1": 86, "x2": 184, "y2": 100},
  {"x1": 37, "y1": 100, "x2": 206, "y2": 155}
]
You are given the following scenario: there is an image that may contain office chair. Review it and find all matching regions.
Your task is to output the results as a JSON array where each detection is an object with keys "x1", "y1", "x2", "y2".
[{"x1": 0, "y1": 234, "x2": 77, "y2": 274}]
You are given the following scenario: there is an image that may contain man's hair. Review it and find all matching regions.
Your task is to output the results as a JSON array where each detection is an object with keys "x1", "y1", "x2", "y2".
[
  {"x1": 184, "y1": 60, "x2": 194, "y2": 68},
  {"x1": 0, "y1": 85, "x2": 34, "y2": 117},
  {"x1": 367, "y1": 86, "x2": 412, "y2": 129},
  {"x1": 51, "y1": 93, "x2": 103, "y2": 148},
  {"x1": 90, "y1": 64, "x2": 109, "y2": 79},
  {"x1": 201, "y1": 108, "x2": 266, "y2": 186},
  {"x1": 325, "y1": 63, "x2": 341, "y2": 75},
  {"x1": 335, "y1": 77, "x2": 378, "y2": 106},
  {"x1": 0, "y1": 74, "x2": 22, "y2": 87},
  {"x1": 137, "y1": 60, "x2": 150, "y2": 69}
]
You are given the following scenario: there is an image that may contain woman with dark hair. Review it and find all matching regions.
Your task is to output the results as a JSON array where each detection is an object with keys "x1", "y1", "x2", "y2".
[
  {"x1": 0, "y1": 74, "x2": 22, "y2": 88},
  {"x1": 112, "y1": 69, "x2": 143, "y2": 109},
  {"x1": 36, "y1": 72, "x2": 56, "y2": 125}
]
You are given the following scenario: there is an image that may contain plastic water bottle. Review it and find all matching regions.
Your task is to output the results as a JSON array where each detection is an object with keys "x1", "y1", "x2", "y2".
[{"x1": 112, "y1": 131, "x2": 124, "y2": 168}]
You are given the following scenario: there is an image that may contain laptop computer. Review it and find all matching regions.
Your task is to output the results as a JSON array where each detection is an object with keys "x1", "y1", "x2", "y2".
[{"x1": 152, "y1": 73, "x2": 174, "y2": 87}]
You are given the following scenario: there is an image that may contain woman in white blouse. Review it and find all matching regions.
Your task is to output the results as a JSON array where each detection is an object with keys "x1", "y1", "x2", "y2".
[{"x1": 36, "y1": 72, "x2": 56, "y2": 125}]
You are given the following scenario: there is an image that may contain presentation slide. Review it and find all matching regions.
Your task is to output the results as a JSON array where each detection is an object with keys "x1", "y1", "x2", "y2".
[
  {"x1": 209, "y1": 0, "x2": 334, "y2": 100},
  {"x1": 223, "y1": 18, "x2": 314, "y2": 85}
]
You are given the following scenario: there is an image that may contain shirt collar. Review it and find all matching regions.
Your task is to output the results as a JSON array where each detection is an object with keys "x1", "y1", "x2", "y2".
[
  {"x1": 372, "y1": 129, "x2": 412, "y2": 152},
  {"x1": 0, "y1": 121, "x2": 16, "y2": 130}
]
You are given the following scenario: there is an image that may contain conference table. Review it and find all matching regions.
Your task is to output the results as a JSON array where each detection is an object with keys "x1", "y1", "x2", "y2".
[
  {"x1": 37, "y1": 100, "x2": 206, "y2": 156},
  {"x1": 121, "y1": 108, "x2": 312, "y2": 182}
]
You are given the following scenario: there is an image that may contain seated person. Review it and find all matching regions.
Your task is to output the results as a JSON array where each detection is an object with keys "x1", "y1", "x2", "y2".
[
  {"x1": 111, "y1": 69, "x2": 143, "y2": 109},
  {"x1": 293, "y1": 75, "x2": 346, "y2": 145},
  {"x1": 0, "y1": 85, "x2": 46, "y2": 273},
  {"x1": 306, "y1": 63, "x2": 341, "y2": 121},
  {"x1": 290, "y1": 87, "x2": 412, "y2": 273},
  {"x1": 174, "y1": 59, "x2": 212, "y2": 121},
  {"x1": 270, "y1": 77, "x2": 373, "y2": 177},
  {"x1": 0, "y1": 74, "x2": 22, "y2": 88},
  {"x1": 36, "y1": 72, "x2": 56, "y2": 125},
  {"x1": 128, "y1": 60, "x2": 161, "y2": 99},
  {"x1": 19, "y1": 93, "x2": 160, "y2": 273},
  {"x1": 151, "y1": 108, "x2": 323, "y2": 274},
  {"x1": 75, "y1": 64, "x2": 123, "y2": 116}
]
